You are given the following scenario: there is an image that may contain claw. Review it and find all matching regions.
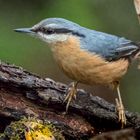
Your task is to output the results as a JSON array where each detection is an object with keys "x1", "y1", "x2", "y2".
[
  {"x1": 116, "y1": 85, "x2": 127, "y2": 128},
  {"x1": 63, "y1": 82, "x2": 78, "y2": 112},
  {"x1": 116, "y1": 99, "x2": 126, "y2": 128}
]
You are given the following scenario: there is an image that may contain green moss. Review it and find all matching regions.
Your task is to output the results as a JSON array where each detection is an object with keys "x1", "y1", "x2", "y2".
[{"x1": 0, "y1": 133, "x2": 6, "y2": 140}]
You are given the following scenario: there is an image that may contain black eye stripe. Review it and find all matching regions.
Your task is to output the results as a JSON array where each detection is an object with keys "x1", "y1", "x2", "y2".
[
  {"x1": 54, "y1": 28, "x2": 72, "y2": 33},
  {"x1": 54, "y1": 28, "x2": 85, "y2": 37},
  {"x1": 33, "y1": 27, "x2": 85, "y2": 37}
]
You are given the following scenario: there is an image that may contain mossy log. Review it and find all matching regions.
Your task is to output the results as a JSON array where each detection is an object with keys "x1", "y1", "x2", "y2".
[{"x1": 0, "y1": 61, "x2": 140, "y2": 139}]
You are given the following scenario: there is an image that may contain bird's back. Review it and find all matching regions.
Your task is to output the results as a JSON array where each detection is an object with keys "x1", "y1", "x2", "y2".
[{"x1": 79, "y1": 27, "x2": 140, "y2": 61}]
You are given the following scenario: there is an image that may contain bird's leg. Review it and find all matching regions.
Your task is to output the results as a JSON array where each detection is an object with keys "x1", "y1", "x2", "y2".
[
  {"x1": 64, "y1": 81, "x2": 79, "y2": 112},
  {"x1": 115, "y1": 84, "x2": 126, "y2": 128}
]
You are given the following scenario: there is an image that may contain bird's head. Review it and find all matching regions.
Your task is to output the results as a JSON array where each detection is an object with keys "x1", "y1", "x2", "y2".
[{"x1": 14, "y1": 18, "x2": 85, "y2": 45}]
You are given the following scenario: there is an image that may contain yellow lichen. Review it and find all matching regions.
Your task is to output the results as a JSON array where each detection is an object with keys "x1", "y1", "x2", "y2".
[
  {"x1": 25, "y1": 130, "x2": 55, "y2": 140},
  {"x1": 24, "y1": 119, "x2": 55, "y2": 140},
  {"x1": 2, "y1": 117, "x2": 64, "y2": 140}
]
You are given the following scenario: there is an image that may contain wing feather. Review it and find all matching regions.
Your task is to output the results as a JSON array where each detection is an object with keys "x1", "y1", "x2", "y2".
[{"x1": 81, "y1": 30, "x2": 140, "y2": 61}]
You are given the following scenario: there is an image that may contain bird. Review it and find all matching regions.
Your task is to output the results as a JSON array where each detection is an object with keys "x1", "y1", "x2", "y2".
[{"x1": 14, "y1": 17, "x2": 140, "y2": 128}]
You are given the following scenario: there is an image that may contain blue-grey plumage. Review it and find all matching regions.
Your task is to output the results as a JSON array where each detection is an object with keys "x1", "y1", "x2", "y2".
[
  {"x1": 24, "y1": 18, "x2": 139, "y2": 61},
  {"x1": 14, "y1": 17, "x2": 140, "y2": 127}
]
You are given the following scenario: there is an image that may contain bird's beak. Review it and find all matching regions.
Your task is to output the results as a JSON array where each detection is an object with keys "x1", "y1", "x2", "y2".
[{"x1": 14, "y1": 28, "x2": 35, "y2": 34}]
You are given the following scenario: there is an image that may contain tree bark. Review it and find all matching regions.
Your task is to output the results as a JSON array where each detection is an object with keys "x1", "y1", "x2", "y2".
[{"x1": 0, "y1": 61, "x2": 140, "y2": 139}]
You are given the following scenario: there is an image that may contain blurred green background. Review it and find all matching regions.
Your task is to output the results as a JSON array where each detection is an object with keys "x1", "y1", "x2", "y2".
[{"x1": 0, "y1": 0, "x2": 140, "y2": 112}]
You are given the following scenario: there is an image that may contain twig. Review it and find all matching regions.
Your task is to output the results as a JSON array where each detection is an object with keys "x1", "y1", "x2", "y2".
[{"x1": 134, "y1": 0, "x2": 140, "y2": 23}]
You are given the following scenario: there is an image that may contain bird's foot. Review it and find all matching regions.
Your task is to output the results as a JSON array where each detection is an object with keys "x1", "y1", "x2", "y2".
[
  {"x1": 115, "y1": 98, "x2": 126, "y2": 128},
  {"x1": 64, "y1": 82, "x2": 77, "y2": 112}
]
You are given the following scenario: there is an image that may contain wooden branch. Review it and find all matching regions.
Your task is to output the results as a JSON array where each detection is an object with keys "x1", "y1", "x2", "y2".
[
  {"x1": 134, "y1": 0, "x2": 140, "y2": 23},
  {"x1": 91, "y1": 129, "x2": 136, "y2": 140},
  {"x1": 0, "y1": 61, "x2": 140, "y2": 139}
]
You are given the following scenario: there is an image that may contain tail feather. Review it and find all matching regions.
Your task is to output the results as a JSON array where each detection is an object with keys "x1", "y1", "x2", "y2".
[
  {"x1": 132, "y1": 42, "x2": 140, "y2": 69},
  {"x1": 133, "y1": 42, "x2": 140, "y2": 58}
]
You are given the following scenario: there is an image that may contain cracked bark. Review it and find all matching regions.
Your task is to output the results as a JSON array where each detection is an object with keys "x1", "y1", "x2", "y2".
[{"x1": 0, "y1": 61, "x2": 140, "y2": 139}]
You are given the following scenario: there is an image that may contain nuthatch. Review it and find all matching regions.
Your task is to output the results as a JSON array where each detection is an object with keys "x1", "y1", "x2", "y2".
[{"x1": 15, "y1": 18, "x2": 140, "y2": 128}]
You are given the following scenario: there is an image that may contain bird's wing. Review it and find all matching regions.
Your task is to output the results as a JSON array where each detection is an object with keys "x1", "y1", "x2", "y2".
[{"x1": 82, "y1": 30, "x2": 139, "y2": 61}]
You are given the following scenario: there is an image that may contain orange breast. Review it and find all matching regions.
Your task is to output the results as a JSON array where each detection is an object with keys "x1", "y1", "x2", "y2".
[{"x1": 51, "y1": 36, "x2": 129, "y2": 85}]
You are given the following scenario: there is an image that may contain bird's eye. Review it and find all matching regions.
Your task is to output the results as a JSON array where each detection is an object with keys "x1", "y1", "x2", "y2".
[
  {"x1": 46, "y1": 28, "x2": 54, "y2": 34},
  {"x1": 37, "y1": 27, "x2": 54, "y2": 34}
]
